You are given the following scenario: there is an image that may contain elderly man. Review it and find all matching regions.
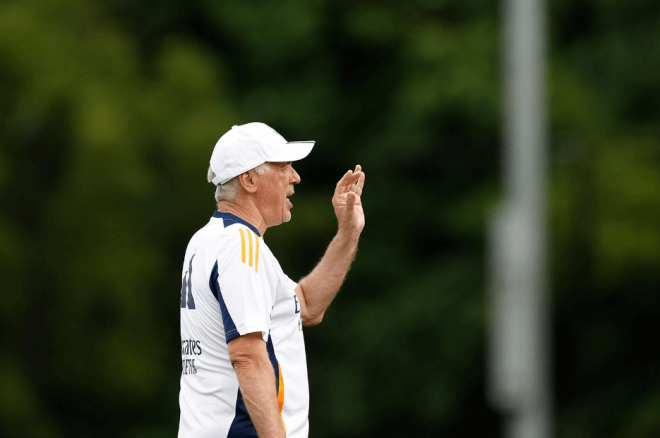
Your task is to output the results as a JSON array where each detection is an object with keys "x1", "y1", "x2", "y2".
[{"x1": 178, "y1": 122, "x2": 365, "y2": 438}]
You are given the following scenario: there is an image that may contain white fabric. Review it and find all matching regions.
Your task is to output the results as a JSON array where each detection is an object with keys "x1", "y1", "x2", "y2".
[
  {"x1": 178, "y1": 212, "x2": 309, "y2": 438},
  {"x1": 210, "y1": 122, "x2": 315, "y2": 185}
]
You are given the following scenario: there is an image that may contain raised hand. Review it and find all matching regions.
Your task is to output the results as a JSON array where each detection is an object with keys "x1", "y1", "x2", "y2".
[{"x1": 332, "y1": 165, "x2": 366, "y2": 236}]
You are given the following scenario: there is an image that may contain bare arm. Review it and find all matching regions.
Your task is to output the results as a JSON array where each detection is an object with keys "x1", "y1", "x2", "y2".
[
  {"x1": 296, "y1": 165, "x2": 366, "y2": 325},
  {"x1": 228, "y1": 333, "x2": 285, "y2": 438}
]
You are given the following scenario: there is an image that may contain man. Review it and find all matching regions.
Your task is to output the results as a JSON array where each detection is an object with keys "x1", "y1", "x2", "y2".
[{"x1": 178, "y1": 122, "x2": 365, "y2": 438}]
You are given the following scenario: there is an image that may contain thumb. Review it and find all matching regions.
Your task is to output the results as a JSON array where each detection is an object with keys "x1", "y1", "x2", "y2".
[{"x1": 347, "y1": 191, "x2": 356, "y2": 207}]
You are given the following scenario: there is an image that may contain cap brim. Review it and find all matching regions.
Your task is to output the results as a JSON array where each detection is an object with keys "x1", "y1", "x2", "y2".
[{"x1": 267, "y1": 141, "x2": 315, "y2": 162}]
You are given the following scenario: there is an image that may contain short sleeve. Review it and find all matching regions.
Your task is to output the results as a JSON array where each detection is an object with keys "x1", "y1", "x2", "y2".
[
  {"x1": 278, "y1": 271, "x2": 298, "y2": 296},
  {"x1": 271, "y1": 252, "x2": 298, "y2": 295},
  {"x1": 210, "y1": 227, "x2": 273, "y2": 343}
]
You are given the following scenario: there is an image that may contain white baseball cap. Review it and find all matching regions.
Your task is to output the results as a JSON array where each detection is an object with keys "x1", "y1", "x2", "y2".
[{"x1": 209, "y1": 122, "x2": 315, "y2": 185}]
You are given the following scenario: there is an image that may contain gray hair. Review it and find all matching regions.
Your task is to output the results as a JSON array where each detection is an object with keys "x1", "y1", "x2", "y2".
[{"x1": 208, "y1": 163, "x2": 270, "y2": 203}]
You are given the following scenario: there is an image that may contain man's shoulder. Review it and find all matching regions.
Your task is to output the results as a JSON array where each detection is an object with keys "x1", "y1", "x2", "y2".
[
  {"x1": 219, "y1": 223, "x2": 256, "y2": 253},
  {"x1": 202, "y1": 221, "x2": 265, "y2": 268},
  {"x1": 189, "y1": 217, "x2": 275, "y2": 274},
  {"x1": 186, "y1": 219, "x2": 238, "y2": 258}
]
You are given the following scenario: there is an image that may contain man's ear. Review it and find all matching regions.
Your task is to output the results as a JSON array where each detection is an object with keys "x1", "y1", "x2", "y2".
[{"x1": 237, "y1": 170, "x2": 258, "y2": 194}]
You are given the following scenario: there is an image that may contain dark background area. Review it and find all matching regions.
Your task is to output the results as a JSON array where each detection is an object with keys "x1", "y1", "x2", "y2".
[{"x1": 1, "y1": 0, "x2": 660, "y2": 437}]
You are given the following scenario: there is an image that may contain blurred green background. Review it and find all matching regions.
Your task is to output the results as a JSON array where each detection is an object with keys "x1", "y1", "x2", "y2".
[{"x1": 1, "y1": 0, "x2": 660, "y2": 437}]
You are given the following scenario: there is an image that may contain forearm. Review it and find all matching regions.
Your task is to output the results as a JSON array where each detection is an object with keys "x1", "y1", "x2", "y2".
[
  {"x1": 232, "y1": 353, "x2": 285, "y2": 437},
  {"x1": 298, "y1": 230, "x2": 359, "y2": 324},
  {"x1": 297, "y1": 164, "x2": 365, "y2": 325}
]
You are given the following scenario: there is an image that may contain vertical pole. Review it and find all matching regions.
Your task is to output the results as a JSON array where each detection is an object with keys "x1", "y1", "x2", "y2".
[{"x1": 488, "y1": 0, "x2": 551, "y2": 437}]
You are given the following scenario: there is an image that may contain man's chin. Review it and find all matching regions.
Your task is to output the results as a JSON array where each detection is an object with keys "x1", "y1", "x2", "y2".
[{"x1": 282, "y1": 211, "x2": 292, "y2": 223}]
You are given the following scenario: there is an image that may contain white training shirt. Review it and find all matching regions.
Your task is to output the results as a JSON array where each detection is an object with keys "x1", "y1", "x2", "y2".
[{"x1": 178, "y1": 211, "x2": 309, "y2": 438}]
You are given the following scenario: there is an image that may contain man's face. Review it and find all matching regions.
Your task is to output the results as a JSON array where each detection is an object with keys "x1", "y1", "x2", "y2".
[{"x1": 255, "y1": 162, "x2": 300, "y2": 227}]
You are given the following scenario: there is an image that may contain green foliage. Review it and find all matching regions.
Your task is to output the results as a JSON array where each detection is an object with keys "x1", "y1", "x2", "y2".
[{"x1": 1, "y1": 0, "x2": 659, "y2": 437}]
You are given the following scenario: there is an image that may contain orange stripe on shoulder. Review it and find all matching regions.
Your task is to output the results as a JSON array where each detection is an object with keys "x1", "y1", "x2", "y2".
[
  {"x1": 238, "y1": 229, "x2": 246, "y2": 263},
  {"x1": 255, "y1": 235, "x2": 260, "y2": 273},
  {"x1": 247, "y1": 229, "x2": 254, "y2": 267}
]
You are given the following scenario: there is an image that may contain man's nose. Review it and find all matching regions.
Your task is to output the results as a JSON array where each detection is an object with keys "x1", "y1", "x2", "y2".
[{"x1": 291, "y1": 166, "x2": 301, "y2": 185}]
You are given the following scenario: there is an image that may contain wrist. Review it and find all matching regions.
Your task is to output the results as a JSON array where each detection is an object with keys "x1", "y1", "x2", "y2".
[{"x1": 336, "y1": 228, "x2": 361, "y2": 245}]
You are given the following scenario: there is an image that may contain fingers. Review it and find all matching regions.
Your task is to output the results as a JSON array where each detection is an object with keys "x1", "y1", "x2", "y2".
[
  {"x1": 335, "y1": 170, "x2": 353, "y2": 196},
  {"x1": 355, "y1": 170, "x2": 365, "y2": 196},
  {"x1": 335, "y1": 166, "x2": 365, "y2": 196},
  {"x1": 348, "y1": 165, "x2": 365, "y2": 196}
]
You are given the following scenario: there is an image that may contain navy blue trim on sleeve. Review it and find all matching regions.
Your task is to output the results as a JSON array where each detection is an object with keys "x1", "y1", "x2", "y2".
[
  {"x1": 209, "y1": 261, "x2": 240, "y2": 342},
  {"x1": 213, "y1": 211, "x2": 261, "y2": 237}
]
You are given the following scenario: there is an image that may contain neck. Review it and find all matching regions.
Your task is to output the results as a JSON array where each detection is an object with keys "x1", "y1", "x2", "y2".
[{"x1": 217, "y1": 198, "x2": 267, "y2": 236}]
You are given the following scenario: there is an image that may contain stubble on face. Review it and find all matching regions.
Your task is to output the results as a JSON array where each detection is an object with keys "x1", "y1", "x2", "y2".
[
  {"x1": 281, "y1": 163, "x2": 295, "y2": 223},
  {"x1": 258, "y1": 162, "x2": 296, "y2": 227}
]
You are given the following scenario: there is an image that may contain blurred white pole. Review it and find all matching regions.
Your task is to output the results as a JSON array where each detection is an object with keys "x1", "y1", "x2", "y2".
[{"x1": 488, "y1": 0, "x2": 551, "y2": 436}]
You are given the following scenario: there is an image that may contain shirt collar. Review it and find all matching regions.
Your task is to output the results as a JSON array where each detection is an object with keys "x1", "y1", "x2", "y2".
[{"x1": 212, "y1": 211, "x2": 262, "y2": 237}]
